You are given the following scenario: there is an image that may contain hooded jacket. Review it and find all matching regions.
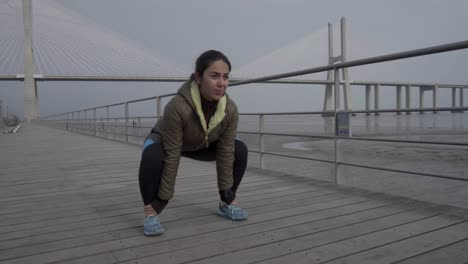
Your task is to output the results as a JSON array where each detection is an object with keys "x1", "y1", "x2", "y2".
[{"x1": 150, "y1": 79, "x2": 239, "y2": 201}]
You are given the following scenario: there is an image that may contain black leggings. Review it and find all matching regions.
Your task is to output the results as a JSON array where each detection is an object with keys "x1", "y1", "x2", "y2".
[{"x1": 138, "y1": 139, "x2": 248, "y2": 214}]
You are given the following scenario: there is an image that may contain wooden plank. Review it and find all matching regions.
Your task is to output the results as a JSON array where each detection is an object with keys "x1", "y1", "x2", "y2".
[
  {"x1": 0, "y1": 180, "x2": 314, "y2": 220},
  {"x1": 0, "y1": 182, "x2": 344, "y2": 240},
  {"x1": 0, "y1": 178, "x2": 315, "y2": 218},
  {"x1": 0, "y1": 186, "x2": 318, "y2": 237},
  {"x1": 0, "y1": 175, "x2": 279, "y2": 221},
  {"x1": 394, "y1": 238, "x2": 468, "y2": 264},
  {"x1": 115, "y1": 207, "x2": 442, "y2": 264},
  {"x1": 323, "y1": 221, "x2": 468, "y2": 264},
  {"x1": 0, "y1": 166, "x2": 138, "y2": 185},
  {"x1": 0, "y1": 186, "x2": 330, "y2": 250},
  {"x1": 0, "y1": 192, "x2": 377, "y2": 260},
  {"x1": 64, "y1": 201, "x2": 402, "y2": 264},
  {"x1": 0, "y1": 189, "x2": 350, "y2": 245},
  {"x1": 0, "y1": 172, "x2": 281, "y2": 201},
  {"x1": 0, "y1": 184, "x2": 333, "y2": 236},
  {"x1": 3, "y1": 168, "x2": 272, "y2": 207},
  {"x1": 250, "y1": 217, "x2": 467, "y2": 264},
  {"x1": 0, "y1": 196, "x2": 370, "y2": 263},
  {"x1": 0, "y1": 173, "x2": 279, "y2": 205}
]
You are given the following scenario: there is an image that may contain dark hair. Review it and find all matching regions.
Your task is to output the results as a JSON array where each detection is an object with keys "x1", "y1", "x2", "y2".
[{"x1": 194, "y1": 50, "x2": 231, "y2": 78}]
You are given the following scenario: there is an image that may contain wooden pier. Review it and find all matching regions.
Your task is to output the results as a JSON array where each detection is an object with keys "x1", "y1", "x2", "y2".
[{"x1": 1, "y1": 123, "x2": 467, "y2": 264}]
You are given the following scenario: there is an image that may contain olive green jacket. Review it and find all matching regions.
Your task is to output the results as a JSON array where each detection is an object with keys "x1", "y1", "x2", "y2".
[{"x1": 151, "y1": 79, "x2": 239, "y2": 200}]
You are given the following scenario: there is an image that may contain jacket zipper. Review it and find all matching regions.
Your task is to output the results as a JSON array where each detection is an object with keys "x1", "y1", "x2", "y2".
[{"x1": 205, "y1": 124, "x2": 209, "y2": 148}]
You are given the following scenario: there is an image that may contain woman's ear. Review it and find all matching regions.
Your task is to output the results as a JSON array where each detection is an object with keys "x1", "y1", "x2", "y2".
[{"x1": 194, "y1": 72, "x2": 202, "y2": 85}]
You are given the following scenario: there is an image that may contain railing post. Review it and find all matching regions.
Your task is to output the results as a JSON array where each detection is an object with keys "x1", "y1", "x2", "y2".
[
  {"x1": 433, "y1": 84, "x2": 438, "y2": 113},
  {"x1": 323, "y1": 22, "x2": 334, "y2": 112},
  {"x1": 335, "y1": 75, "x2": 340, "y2": 111},
  {"x1": 419, "y1": 86, "x2": 425, "y2": 114},
  {"x1": 406, "y1": 85, "x2": 411, "y2": 115},
  {"x1": 341, "y1": 17, "x2": 351, "y2": 111},
  {"x1": 100, "y1": 116, "x2": 103, "y2": 137},
  {"x1": 452, "y1": 87, "x2": 457, "y2": 112},
  {"x1": 138, "y1": 117, "x2": 142, "y2": 139},
  {"x1": 84, "y1": 110, "x2": 88, "y2": 133},
  {"x1": 365, "y1": 84, "x2": 371, "y2": 115},
  {"x1": 374, "y1": 84, "x2": 380, "y2": 115},
  {"x1": 259, "y1": 113, "x2": 264, "y2": 169},
  {"x1": 460, "y1": 88, "x2": 464, "y2": 112},
  {"x1": 396, "y1": 85, "x2": 402, "y2": 115},
  {"x1": 106, "y1": 106, "x2": 109, "y2": 139},
  {"x1": 156, "y1": 96, "x2": 162, "y2": 120},
  {"x1": 333, "y1": 68, "x2": 340, "y2": 184},
  {"x1": 94, "y1": 108, "x2": 97, "y2": 136},
  {"x1": 125, "y1": 102, "x2": 129, "y2": 143}
]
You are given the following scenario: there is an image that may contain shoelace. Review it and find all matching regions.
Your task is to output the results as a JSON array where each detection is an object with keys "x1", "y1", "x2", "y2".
[
  {"x1": 146, "y1": 215, "x2": 159, "y2": 225},
  {"x1": 227, "y1": 205, "x2": 244, "y2": 218}
]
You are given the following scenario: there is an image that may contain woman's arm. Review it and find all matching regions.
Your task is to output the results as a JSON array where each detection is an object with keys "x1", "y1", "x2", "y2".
[
  {"x1": 157, "y1": 99, "x2": 184, "y2": 201},
  {"x1": 215, "y1": 101, "x2": 238, "y2": 193}
]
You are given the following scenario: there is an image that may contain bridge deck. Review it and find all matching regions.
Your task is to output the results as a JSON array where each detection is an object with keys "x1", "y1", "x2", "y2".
[{"x1": 1, "y1": 124, "x2": 468, "y2": 264}]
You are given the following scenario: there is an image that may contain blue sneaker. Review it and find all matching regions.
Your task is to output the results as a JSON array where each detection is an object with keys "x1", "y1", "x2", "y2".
[
  {"x1": 143, "y1": 215, "x2": 165, "y2": 236},
  {"x1": 217, "y1": 203, "x2": 248, "y2": 221}
]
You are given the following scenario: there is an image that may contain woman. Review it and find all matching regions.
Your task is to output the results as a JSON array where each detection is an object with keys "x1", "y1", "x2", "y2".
[{"x1": 138, "y1": 50, "x2": 248, "y2": 236}]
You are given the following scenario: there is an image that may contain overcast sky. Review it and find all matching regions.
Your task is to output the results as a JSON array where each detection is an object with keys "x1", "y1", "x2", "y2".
[{"x1": 1, "y1": 0, "x2": 468, "y2": 117}]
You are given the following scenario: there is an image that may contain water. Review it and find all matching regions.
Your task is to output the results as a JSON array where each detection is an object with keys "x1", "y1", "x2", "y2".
[
  {"x1": 236, "y1": 112, "x2": 468, "y2": 209},
  {"x1": 239, "y1": 111, "x2": 468, "y2": 140}
]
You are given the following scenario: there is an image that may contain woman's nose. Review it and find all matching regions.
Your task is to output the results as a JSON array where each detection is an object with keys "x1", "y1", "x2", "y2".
[{"x1": 218, "y1": 78, "x2": 227, "y2": 87}]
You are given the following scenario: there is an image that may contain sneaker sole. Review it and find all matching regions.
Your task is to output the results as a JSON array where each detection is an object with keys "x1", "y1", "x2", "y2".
[
  {"x1": 143, "y1": 229, "x2": 165, "y2": 236},
  {"x1": 217, "y1": 209, "x2": 248, "y2": 221}
]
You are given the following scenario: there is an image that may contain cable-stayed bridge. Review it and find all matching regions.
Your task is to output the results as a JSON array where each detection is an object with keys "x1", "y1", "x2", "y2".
[
  {"x1": 0, "y1": 0, "x2": 331, "y2": 78},
  {"x1": 1, "y1": 0, "x2": 467, "y2": 121},
  {"x1": 0, "y1": 0, "x2": 189, "y2": 77}
]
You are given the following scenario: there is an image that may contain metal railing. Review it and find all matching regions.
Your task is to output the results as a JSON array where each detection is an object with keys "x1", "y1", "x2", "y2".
[{"x1": 41, "y1": 40, "x2": 468, "y2": 186}]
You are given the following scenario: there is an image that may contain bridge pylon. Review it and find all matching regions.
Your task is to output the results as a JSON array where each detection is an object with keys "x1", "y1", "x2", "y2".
[
  {"x1": 22, "y1": 0, "x2": 39, "y2": 121},
  {"x1": 323, "y1": 17, "x2": 352, "y2": 114}
]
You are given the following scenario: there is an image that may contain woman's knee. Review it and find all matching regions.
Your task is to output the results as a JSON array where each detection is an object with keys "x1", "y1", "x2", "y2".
[{"x1": 141, "y1": 142, "x2": 164, "y2": 162}]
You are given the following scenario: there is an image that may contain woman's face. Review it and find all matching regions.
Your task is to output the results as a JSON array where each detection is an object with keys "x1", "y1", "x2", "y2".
[{"x1": 195, "y1": 60, "x2": 230, "y2": 102}]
